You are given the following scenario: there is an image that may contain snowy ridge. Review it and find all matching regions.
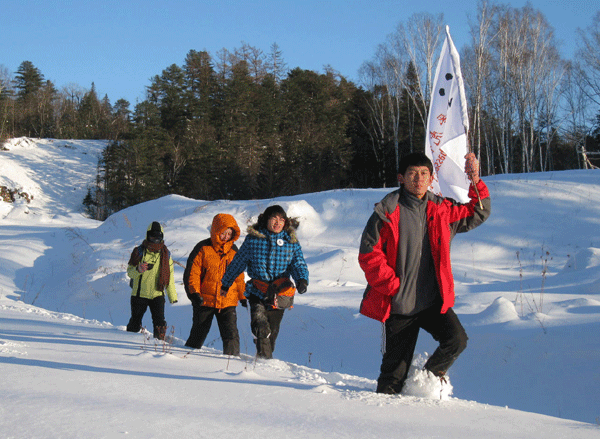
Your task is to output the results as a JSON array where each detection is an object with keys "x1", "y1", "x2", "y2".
[{"x1": 0, "y1": 138, "x2": 599, "y2": 437}]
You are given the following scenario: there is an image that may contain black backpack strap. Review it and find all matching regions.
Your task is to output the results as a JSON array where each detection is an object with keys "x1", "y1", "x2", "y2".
[
  {"x1": 183, "y1": 238, "x2": 211, "y2": 300},
  {"x1": 130, "y1": 245, "x2": 145, "y2": 296}
]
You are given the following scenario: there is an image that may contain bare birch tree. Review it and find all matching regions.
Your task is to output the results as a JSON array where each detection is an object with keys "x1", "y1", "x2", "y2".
[
  {"x1": 569, "y1": 12, "x2": 600, "y2": 168},
  {"x1": 561, "y1": 62, "x2": 594, "y2": 168},
  {"x1": 467, "y1": 3, "x2": 563, "y2": 173},
  {"x1": 0, "y1": 65, "x2": 13, "y2": 140},
  {"x1": 576, "y1": 11, "x2": 600, "y2": 107},
  {"x1": 359, "y1": 12, "x2": 444, "y2": 175},
  {"x1": 464, "y1": 0, "x2": 498, "y2": 174},
  {"x1": 516, "y1": 7, "x2": 563, "y2": 172},
  {"x1": 358, "y1": 61, "x2": 390, "y2": 183},
  {"x1": 267, "y1": 43, "x2": 288, "y2": 83},
  {"x1": 403, "y1": 12, "x2": 445, "y2": 129},
  {"x1": 236, "y1": 42, "x2": 267, "y2": 83}
]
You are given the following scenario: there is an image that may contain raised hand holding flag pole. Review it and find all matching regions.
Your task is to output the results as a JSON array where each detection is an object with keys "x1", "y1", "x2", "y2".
[{"x1": 425, "y1": 25, "x2": 483, "y2": 208}]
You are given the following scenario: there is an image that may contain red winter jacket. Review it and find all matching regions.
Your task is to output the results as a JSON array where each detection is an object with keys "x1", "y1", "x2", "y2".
[{"x1": 358, "y1": 180, "x2": 490, "y2": 322}]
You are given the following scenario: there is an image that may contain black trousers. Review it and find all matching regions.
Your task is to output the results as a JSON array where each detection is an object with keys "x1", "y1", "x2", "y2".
[
  {"x1": 377, "y1": 306, "x2": 468, "y2": 393},
  {"x1": 185, "y1": 304, "x2": 240, "y2": 356},
  {"x1": 126, "y1": 295, "x2": 166, "y2": 338},
  {"x1": 249, "y1": 295, "x2": 285, "y2": 359}
]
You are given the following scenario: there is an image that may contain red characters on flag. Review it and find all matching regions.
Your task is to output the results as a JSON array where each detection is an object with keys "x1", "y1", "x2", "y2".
[
  {"x1": 433, "y1": 149, "x2": 447, "y2": 175},
  {"x1": 429, "y1": 130, "x2": 443, "y2": 146}
]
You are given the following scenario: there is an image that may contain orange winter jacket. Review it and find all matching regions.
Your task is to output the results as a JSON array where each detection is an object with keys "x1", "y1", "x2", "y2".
[{"x1": 183, "y1": 214, "x2": 246, "y2": 309}]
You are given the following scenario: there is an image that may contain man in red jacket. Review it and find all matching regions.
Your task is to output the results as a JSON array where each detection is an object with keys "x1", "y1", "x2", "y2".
[{"x1": 358, "y1": 152, "x2": 491, "y2": 394}]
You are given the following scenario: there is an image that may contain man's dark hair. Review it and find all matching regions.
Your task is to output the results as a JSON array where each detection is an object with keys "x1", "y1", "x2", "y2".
[
  {"x1": 398, "y1": 152, "x2": 433, "y2": 175},
  {"x1": 254, "y1": 205, "x2": 291, "y2": 230}
]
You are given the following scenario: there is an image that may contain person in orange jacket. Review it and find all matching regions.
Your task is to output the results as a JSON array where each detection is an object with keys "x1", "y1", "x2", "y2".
[{"x1": 183, "y1": 213, "x2": 246, "y2": 355}]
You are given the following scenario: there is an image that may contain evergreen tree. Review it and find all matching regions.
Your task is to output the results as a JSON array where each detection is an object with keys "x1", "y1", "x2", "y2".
[
  {"x1": 254, "y1": 74, "x2": 284, "y2": 197},
  {"x1": 14, "y1": 61, "x2": 44, "y2": 100},
  {"x1": 175, "y1": 50, "x2": 222, "y2": 198},
  {"x1": 183, "y1": 50, "x2": 217, "y2": 122},
  {"x1": 36, "y1": 80, "x2": 57, "y2": 138},
  {"x1": 112, "y1": 99, "x2": 133, "y2": 140},
  {"x1": 12, "y1": 61, "x2": 56, "y2": 137},
  {"x1": 78, "y1": 83, "x2": 102, "y2": 138},
  {"x1": 148, "y1": 64, "x2": 188, "y2": 138},
  {"x1": 217, "y1": 59, "x2": 259, "y2": 198},
  {"x1": 279, "y1": 68, "x2": 352, "y2": 194},
  {"x1": 55, "y1": 84, "x2": 83, "y2": 139}
]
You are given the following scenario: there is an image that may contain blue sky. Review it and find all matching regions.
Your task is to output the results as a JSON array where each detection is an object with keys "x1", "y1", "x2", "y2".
[{"x1": 2, "y1": 0, "x2": 596, "y2": 107}]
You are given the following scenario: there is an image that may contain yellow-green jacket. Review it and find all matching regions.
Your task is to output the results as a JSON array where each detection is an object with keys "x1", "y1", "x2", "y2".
[{"x1": 127, "y1": 250, "x2": 178, "y2": 303}]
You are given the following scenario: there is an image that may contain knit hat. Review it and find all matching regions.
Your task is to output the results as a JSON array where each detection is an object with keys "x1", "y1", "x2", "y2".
[{"x1": 146, "y1": 221, "x2": 164, "y2": 243}]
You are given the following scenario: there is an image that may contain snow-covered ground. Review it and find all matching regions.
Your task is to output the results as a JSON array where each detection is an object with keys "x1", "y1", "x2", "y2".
[{"x1": 0, "y1": 137, "x2": 599, "y2": 438}]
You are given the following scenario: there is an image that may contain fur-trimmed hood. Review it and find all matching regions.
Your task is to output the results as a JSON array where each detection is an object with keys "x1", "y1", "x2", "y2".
[
  {"x1": 246, "y1": 217, "x2": 300, "y2": 244},
  {"x1": 220, "y1": 216, "x2": 309, "y2": 298}
]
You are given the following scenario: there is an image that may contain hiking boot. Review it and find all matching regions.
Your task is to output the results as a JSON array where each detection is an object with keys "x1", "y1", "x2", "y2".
[
  {"x1": 376, "y1": 381, "x2": 403, "y2": 395},
  {"x1": 256, "y1": 338, "x2": 273, "y2": 359},
  {"x1": 154, "y1": 326, "x2": 167, "y2": 340}
]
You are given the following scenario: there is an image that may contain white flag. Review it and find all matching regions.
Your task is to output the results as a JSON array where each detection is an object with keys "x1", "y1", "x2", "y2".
[{"x1": 425, "y1": 25, "x2": 470, "y2": 203}]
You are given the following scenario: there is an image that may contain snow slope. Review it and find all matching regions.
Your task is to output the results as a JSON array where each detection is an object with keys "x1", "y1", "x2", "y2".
[{"x1": 0, "y1": 137, "x2": 599, "y2": 438}]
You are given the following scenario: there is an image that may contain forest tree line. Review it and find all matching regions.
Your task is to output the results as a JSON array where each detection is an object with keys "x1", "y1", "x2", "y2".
[{"x1": 1, "y1": 1, "x2": 600, "y2": 220}]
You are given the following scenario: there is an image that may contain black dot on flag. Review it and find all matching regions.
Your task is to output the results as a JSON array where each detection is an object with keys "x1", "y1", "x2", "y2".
[
  {"x1": 445, "y1": 73, "x2": 453, "y2": 80},
  {"x1": 439, "y1": 88, "x2": 445, "y2": 96}
]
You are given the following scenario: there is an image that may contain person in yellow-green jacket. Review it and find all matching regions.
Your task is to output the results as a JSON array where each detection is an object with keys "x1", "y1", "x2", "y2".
[{"x1": 126, "y1": 221, "x2": 178, "y2": 340}]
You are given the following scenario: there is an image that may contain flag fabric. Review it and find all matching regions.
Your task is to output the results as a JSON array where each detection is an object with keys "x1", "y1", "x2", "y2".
[{"x1": 425, "y1": 25, "x2": 470, "y2": 203}]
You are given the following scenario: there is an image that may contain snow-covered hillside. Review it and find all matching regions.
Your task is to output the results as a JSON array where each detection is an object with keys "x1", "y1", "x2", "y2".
[{"x1": 0, "y1": 137, "x2": 599, "y2": 438}]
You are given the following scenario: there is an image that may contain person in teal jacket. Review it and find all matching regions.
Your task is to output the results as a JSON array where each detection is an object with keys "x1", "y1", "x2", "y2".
[
  {"x1": 126, "y1": 221, "x2": 178, "y2": 340},
  {"x1": 220, "y1": 205, "x2": 309, "y2": 359}
]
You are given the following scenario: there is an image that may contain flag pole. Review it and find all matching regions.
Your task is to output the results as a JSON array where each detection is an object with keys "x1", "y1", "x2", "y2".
[
  {"x1": 466, "y1": 137, "x2": 484, "y2": 210},
  {"x1": 445, "y1": 25, "x2": 483, "y2": 209}
]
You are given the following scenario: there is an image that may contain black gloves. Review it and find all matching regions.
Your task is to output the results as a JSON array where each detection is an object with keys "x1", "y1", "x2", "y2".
[
  {"x1": 240, "y1": 299, "x2": 248, "y2": 308},
  {"x1": 190, "y1": 294, "x2": 204, "y2": 306},
  {"x1": 296, "y1": 279, "x2": 308, "y2": 294}
]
